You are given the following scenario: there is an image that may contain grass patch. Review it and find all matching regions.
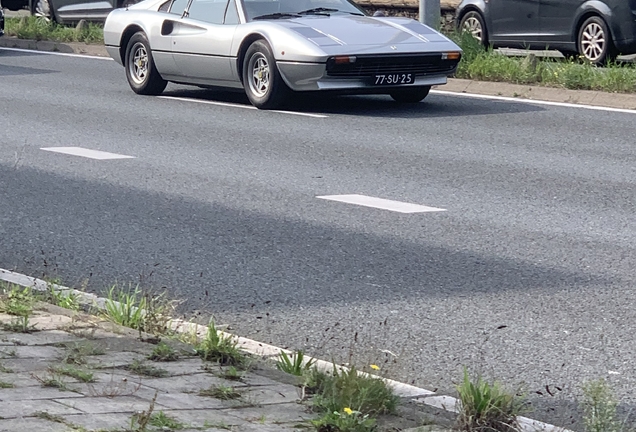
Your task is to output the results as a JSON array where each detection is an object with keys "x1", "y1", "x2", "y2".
[
  {"x1": 50, "y1": 365, "x2": 95, "y2": 383},
  {"x1": 0, "y1": 284, "x2": 35, "y2": 317},
  {"x1": 0, "y1": 363, "x2": 14, "y2": 373},
  {"x1": 311, "y1": 365, "x2": 398, "y2": 417},
  {"x1": 148, "y1": 342, "x2": 179, "y2": 362},
  {"x1": 103, "y1": 283, "x2": 174, "y2": 336},
  {"x1": 455, "y1": 368, "x2": 527, "y2": 432},
  {"x1": 2, "y1": 316, "x2": 36, "y2": 333},
  {"x1": 34, "y1": 411, "x2": 66, "y2": 423},
  {"x1": 148, "y1": 411, "x2": 184, "y2": 430},
  {"x1": 42, "y1": 287, "x2": 81, "y2": 311},
  {"x1": 0, "y1": 381, "x2": 14, "y2": 388},
  {"x1": 62, "y1": 342, "x2": 105, "y2": 365},
  {"x1": 312, "y1": 408, "x2": 377, "y2": 432},
  {"x1": 581, "y1": 379, "x2": 622, "y2": 432},
  {"x1": 126, "y1": 359, "x2": 169, "y2": 378},
  {"x1": 195, "y1": 320, "x2": 245, "y2": 367},
  {"x1": 32, "y1": 372, "x2": 70, "y2": 391},
  {"x1": 220, "y1": 365, "x2": 245, "y2": 382},
  {"x1": 275, "y1": 350, "x2": 316, "y2": 376},
  {"x1": 5, "y1": 16, "x2": 104, "y2": 44},
  {"x1": 199, "y1": 384, "x2": 242, "y2": 400},
  {"x1": 448, "y1": 30, "x2": 636, "y2": 93}
]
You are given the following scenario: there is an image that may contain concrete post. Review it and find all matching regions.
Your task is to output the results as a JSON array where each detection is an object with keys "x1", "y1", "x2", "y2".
[{"x1": 419, "y1": 0, "x2": 441, "y2": 30}]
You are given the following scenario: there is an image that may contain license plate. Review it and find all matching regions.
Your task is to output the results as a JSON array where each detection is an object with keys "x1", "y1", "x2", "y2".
[{"x1": 373, "y1": 73, "x2": 414, "y2": 85}]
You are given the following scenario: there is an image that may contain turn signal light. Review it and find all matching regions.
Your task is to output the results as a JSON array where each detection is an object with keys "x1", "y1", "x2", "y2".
[
  {"x1": 442, "y1": 52, "x2": 461, "y2": 60},
  {"x1": 333, "y1": 56, "x2": 357, "y2": 64}
]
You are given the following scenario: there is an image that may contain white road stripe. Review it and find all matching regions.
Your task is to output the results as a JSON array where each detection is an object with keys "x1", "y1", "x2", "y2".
[
  {"x1": 431, "y1": 89, "x2": 636, "y2": 114},
  {"x1": 317, "y1": 194, "x2": 446, "y2": 213},
  {"x1": 159, "y1": 96, "x2": 328, "y2": 118},
  {"x1": 0, "y1": 46, "x2": 114, "y2": 60},
  {"x1": 41, "y1": 147, "x2": 136, "y2": 160}
]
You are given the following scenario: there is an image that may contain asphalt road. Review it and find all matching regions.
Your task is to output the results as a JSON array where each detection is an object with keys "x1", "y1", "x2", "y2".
[{"x1": 2, "y1": 47, "x2": 636, "y2": 429}]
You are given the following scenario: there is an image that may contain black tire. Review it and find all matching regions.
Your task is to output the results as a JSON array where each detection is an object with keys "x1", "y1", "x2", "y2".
[
  {"x1": 389, "y1": 86, "x2": 431, "y2": 103},
  {"x1": 242, "y1": 40, "x2": 290, "y2": 109},
  {"x1": 577, "y1": 16, "x2": 617, "y2": 65},
  {"x1": 459, "y1": 10, "x2": 488, "y2": 47},
  {"x1": 124, "y1": 32, "x2": 167, "y2": 95}
]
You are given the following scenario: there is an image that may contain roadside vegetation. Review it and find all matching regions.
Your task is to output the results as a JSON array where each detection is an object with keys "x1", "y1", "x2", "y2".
[
  {"x1": 450, "y1": 30, "x2": 636, "y2": 93},
  {"x1": 4, "y1": 16, "x2": 104, "y2": 44}
]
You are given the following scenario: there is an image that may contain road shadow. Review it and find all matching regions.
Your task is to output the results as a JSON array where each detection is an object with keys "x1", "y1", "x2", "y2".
[
  {"x1": 162, "y1": 85, "x2": 544, "y2": 119},
  {"x1": 0, "y1": 63, "x2": 54, "y2": 76}
]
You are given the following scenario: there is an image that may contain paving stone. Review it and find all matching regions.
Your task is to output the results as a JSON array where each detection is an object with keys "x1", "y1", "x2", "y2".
[
  {"x1": 86, "y1": 351, "x2": 142, "y2": 369},
  {"x1": 62, "y1": 412, "x2": 133, "y2": 430},
  {"x1": 0, "y1": 372, "x2": 41, "y2": 387},
  {"x1": 150, "y1": 391, "x2": 234, "y2": 410},
  {"x1": 0, "y1": 330, "x2": 81, "y2": 346},
  {"x1": 156, "y1": 409, "x2": 248, "y2": 429},
  {"x1": 26, "y1": 314, "x2": 73, "y2": 331},
  {"x1": 54, "y1": 395, "x2": 162, "y2": 414},
  {"x1": 241, "y1": 385, "x2": 302, "y2": 406},
  {"x1": 0, "y1": 417, "x2": 69, "y2": 432},
  {"x1": 73, "y1": 374, "x2": 147, "y2": 398},
  {"x1": 144, "y1": 358, "x2": 206, "y2": 376},
  {"x1": 0, "y1": 357, "x2": 56, "y2": 373},
  {"x1": 0, "y1": 399, "x2": 83, "y2": 418},
  {"x1": 3, "y1": 345, "x2": 64, "y2": 359},
  {"x1": 0, "y1": 386, "x2": 85, "y2": 401},
  {"x1": 220, "y1": 402, "x2": 315, "y2": 425},
  {"x1": 134, "y1": 372, "x2": 235, "y2": 393}
]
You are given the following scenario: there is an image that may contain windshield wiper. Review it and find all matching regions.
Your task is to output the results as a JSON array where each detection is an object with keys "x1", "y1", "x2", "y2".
[
  {"x1": 253, "y1": 12, "x2": 301, "y2": 20},
  {"x1": 298, "y1": 7, "x2": 339, "y2": 15}
]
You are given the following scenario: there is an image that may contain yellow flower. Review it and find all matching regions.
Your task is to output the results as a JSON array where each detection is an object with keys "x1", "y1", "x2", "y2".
[
  {"x1": 343, "y1": 407, "x2": 353, "y2": 415},
  {"x1": 370, "y1": 364, "x2": 380, "y2": 371}
]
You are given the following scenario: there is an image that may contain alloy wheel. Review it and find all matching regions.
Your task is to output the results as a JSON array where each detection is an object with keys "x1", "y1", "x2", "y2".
[
  {"x1": 128, "y1": 42, "x2": 149, "y2": 85},
  {"x1": 248, "y1": 53, "x2": 270, "y2": 98},
  {"x1": 581, "y1": 22, "x2": 606, "y2": 62},
  {"x1": 34, "y1": 0, "x2": 53, "y2": 21},
  {"x1": 462, "y1": 16, "x2": 482, "y2": 41}
]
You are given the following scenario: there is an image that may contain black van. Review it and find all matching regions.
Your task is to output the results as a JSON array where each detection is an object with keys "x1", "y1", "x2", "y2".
[{"x1": 456, "y1": 0, "x2": 636, "y2": 64}]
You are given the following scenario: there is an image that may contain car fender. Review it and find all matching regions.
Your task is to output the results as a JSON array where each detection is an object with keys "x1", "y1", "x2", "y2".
[
  {"x1": 456, "y1": 0, "x2": 490, "y2": 32},
  {"x1": 571, "y1": 1, "x2": 612, "y2": 39}
]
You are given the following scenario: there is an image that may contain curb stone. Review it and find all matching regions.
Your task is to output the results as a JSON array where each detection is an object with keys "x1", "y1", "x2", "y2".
[
  {"x1": 0, "y1": 268, "x2": 572, "y2": 432},
  {"x1": 0, "y1": 36, "x2": 109, "y2": 57}
]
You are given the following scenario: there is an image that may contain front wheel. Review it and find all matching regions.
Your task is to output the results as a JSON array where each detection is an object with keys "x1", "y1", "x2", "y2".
[
  {"x1": 32, "y1": 0, "x2": 54, "y2": 21},
  {"x1": 390, "y1": 86, "x2": 431, "y2": 103},
  {"x1": 459, "y1": 11, "x2": 488, "y2": 47},
  {"x1": 124, "y1": 32, "x2": 167, "y2": 95},
  {"x1": 242, "y1": 40, "x2": 290, "y2": 109}
]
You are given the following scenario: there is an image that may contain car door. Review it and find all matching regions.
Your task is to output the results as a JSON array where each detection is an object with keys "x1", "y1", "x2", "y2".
[
  {"x1": 538, "y1": 0, "x2": 581, "y2": 43},
  {"x1": 489, "y1": 0, "x2": 541, "y2": 44},
  {"x1": 170, "y1": 0, "x2": 239, "y2": 84}
]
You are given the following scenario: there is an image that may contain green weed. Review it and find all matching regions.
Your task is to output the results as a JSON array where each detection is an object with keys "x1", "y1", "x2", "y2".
[
  {"x1": 62, "y1": 342, "x2": 105, "y2": 365},
  {"x1": 581, "y1": 379, "x2": 621, "y2": 432},
  {"x1": 103, "y1": 284, "x2": 174, "y2": 336},
  {"x1": 456, "y1": 368, "x2": 526, "y2": 432},
  {"x1": 275, "y1": 350, "x2": 316, "y2": 376},
  {"x1": 195, "y1": 320, "x2": 245, "y2": 367},
  {"x1": 312, "y1": 365, "x2": 398, "y2": 416},
  {"x1": 2, "y1": 316, "x2": 36, "y2": 333},
  {"x1": 148, "y1": 411, "x2": 184, "y2": 430},
  {"x1": 199, "y1": 385, "x2": 242, "y2": 400},
  {"x1": 126, "y1": 359, "x2": 169, "y2": 378},
  {"x1": 312, "y1": 408, "x2": 377, "y2": 432},
  {"x1": 0, "y1": 284, "x2": 35, "y2": 317},
  {"x1": 0, "y1": 381, "x2": 14, "y2": 388},
  {"x1": 50, "y1": 365, "x2": 95, "y2": 383},
  {"x1": 148, "y1": 341, "x2": 179, "y2": 362}
]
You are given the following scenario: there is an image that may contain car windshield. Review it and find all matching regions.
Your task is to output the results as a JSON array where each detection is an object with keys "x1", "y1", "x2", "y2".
[{"x1": 244, "y1": 0, "x2": 366, "y2": 21}]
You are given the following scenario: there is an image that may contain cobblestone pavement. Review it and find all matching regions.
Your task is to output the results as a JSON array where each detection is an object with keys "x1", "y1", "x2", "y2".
[{"x1": 0, "y1": 304, "x2": 452, "y2": 432}]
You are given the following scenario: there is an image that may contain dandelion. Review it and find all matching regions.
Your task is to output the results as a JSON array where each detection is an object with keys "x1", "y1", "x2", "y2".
[
  {"x1": 370, "y1": 364, "x2": 380, "y2": 371},
  {"x1": 343, "y1": 407, "x2": 353, "y2": 415}
]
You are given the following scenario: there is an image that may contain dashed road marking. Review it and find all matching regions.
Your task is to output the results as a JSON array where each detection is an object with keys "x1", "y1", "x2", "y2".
[
  {"x1": 40, "y1": 147, "x2": 136, "y2": 160},
  {"x1": 159, "y1": 96, "x2": 328, "y2": 118},
  {"x1": 316, "y1": 194, "x2": 446, "y2": 213}
]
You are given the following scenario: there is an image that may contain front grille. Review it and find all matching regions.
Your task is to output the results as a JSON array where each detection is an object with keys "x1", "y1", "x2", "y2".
[{"x1": 326, "y1": 54, "x2": 458, "y2": 78}]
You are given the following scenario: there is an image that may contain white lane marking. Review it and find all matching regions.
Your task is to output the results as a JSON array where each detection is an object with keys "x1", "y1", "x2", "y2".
[
  {"x1": 159, "y1": 95, "x2": 328, "y2": 118},
  {"x1": 41, "y1": 147, "x2": 136, "y2": 160},
  {"x1": 317, "y1": 194, "x2": 446, "y2": 213},
  {"x1": 0, "y1": 46, "x2": 114, "y2": 61},
  {"x1": 431, "y1": 89, "x2": 636, "y2": 114}
]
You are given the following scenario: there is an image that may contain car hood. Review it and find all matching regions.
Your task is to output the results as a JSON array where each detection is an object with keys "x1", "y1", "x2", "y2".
[{"x1": 279, "y1": 15, "x2": 451, "y2": 47}]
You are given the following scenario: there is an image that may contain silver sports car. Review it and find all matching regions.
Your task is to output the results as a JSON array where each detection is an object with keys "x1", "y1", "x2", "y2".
[{"x1": 103, "y1": 0, "x2": 462, "y2": 109}]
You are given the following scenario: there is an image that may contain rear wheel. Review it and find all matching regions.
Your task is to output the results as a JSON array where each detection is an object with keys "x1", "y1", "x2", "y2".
[
  {"x1": 242, "y1": 40, "x2": 290, "y2": 109},
  {"x1": 459, "y1": 11, "x2": 488, "y2": 47},
  {"x1": 390, "y1": 86, "x2": 431, "y2": 103},
  {"x1": 33, "y1": 0, "x2": 54, "y2": 21},
  {"x1": 577, "y1": 16, "x2": 617, "y2": 65},
  {"x1": 124, "y1": 32, "x2": 167, "y2": 95}
]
